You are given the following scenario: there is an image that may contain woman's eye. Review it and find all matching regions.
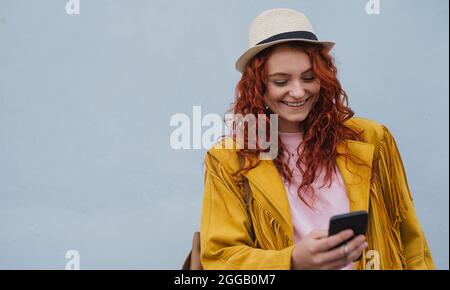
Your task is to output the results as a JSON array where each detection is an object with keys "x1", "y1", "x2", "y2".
[
  {"x1": 273, "y1": 81, "x2": 287, "y2": 86},
  {"x1": 303, "y1": 76, "x2": 315, "y2": 82}
]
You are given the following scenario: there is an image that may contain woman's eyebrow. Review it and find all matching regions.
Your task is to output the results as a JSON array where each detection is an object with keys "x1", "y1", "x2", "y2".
[
  {"x1": 267, "y1": 72, "x2": 291, "y2": 77},
  {"x1": 267, "y1": 68, "x2": 313, "y2": 78}
]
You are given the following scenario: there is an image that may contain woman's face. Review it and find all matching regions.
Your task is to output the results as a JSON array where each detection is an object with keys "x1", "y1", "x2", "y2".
[{"x1": 263, "y1": 45, "x2": 321, "y2": 133}]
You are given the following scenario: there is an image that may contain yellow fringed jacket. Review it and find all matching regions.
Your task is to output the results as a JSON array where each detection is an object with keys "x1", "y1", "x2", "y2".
[{"x1": 200, "y1": 117, "x2": 434, "y2": 270}]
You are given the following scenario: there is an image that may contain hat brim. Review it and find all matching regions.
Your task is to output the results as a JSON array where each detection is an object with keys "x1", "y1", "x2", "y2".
[{"x1": 235, "y1": 39, "x2": 335, "y2": 73}]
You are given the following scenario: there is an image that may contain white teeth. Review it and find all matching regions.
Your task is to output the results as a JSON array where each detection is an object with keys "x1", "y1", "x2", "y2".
[{"x1": 282, "y1": 100, "x2": 307, "y2": 107}]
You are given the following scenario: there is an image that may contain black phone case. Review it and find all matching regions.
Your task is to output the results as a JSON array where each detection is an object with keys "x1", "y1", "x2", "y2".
[{"x1": 328, "y1": 210, "x2": 369, "y2": 261}]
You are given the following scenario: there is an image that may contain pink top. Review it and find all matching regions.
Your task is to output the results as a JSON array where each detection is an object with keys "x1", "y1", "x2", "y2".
[{"x1": 279, "y1": 131, "x2": 354, "y2": 270}]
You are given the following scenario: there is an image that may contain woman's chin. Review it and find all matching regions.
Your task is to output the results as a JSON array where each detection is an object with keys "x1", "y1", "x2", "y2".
[{"x1": 278, "y1": 113, "x2": 308, "y2": 124}]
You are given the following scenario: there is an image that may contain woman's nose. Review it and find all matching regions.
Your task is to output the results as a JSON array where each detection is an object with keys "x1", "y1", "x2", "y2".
[{"x1": 288, "y1": 81, "x2": 306, "y2": 99}]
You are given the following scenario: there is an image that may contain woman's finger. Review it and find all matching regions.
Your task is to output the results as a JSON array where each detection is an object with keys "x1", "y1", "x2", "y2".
[
  {"x1": 322, "y1": 242, "x2": 367, "y2": 270},
  {"x1": 308, "y1": 229, "x2": 328, "y2": 239},
  {"x1": 316, "y1": 235, "x2": 366, "y2": 266},
  {"x1": 315, "y1": 229, "x2": 354, "y2": 252},
  {"x1": 346, "y1": 241, "x2": 368, "y2": 264}
]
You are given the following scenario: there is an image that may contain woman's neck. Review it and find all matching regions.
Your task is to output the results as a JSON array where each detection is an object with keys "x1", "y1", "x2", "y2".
[{"x1": 278, "y1": 121, "x2": 305, "y2": 133}]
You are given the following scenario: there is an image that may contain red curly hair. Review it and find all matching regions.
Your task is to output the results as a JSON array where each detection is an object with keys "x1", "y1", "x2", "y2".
[{"x1": 226, "y1": 41, "x2": 371, "y2": 208}]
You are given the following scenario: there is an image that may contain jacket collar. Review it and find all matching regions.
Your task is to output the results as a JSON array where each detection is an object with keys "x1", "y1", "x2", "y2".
[{"x1": 242, "y1": 139, "x2": 374, "y2": 240}]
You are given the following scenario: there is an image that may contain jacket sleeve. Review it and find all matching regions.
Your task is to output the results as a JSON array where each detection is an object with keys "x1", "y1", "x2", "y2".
[
  {"x1": 380, "y1": 126, "x2": 435, "y2": 269},
  {"x1": 200, "y1": 151, "x2": 295, "y2": 270}
]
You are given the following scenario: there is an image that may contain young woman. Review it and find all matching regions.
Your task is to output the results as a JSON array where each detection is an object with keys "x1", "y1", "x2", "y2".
[{"x1": 199, "y1": 8, "x2": 434, "y2": 270}]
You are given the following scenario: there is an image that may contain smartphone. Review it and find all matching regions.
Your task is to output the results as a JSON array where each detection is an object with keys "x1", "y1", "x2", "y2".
[{"x1": 328, "y1": 210, "x2": 369, "y2": 261}]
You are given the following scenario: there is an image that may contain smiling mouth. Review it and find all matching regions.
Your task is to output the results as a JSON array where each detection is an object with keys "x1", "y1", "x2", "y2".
[{"x1": 280, "y1": 98, "x2": 310, "y2": 107}]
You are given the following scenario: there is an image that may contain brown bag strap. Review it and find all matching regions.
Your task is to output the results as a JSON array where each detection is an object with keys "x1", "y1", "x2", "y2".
[
  {"x1": 182, "y1": 232, "x2": 202, "y2": 270},
  {"x1": 182, "y1": 154, "x2": 255, "y2": 270},
  {"x1": 239, "y1": 154, "x2": 255, "y2": 243}
]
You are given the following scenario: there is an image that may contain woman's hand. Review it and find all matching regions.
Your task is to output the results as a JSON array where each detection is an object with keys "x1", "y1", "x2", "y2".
[{"x1": 291, "y1": 229, "x2": 367, "y2": 270}]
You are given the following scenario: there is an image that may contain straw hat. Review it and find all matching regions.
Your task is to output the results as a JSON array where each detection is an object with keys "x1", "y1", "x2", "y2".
[{"x1": 235, "y1": 8, "x2": 335, "y2": 73}]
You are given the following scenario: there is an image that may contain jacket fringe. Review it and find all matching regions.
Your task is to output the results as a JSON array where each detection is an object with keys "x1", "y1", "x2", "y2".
[
  {"x1": 249, "y1": 197, "x2": 292, "y2": 251},
  {"x1": 357, "y1": 126, "x2": 410, "y2": 269}
]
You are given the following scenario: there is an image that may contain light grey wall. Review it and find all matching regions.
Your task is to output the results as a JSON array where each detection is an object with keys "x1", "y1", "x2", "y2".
[{"x1": 0, "y1": 0, "x2": 448, "y2": 269}]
